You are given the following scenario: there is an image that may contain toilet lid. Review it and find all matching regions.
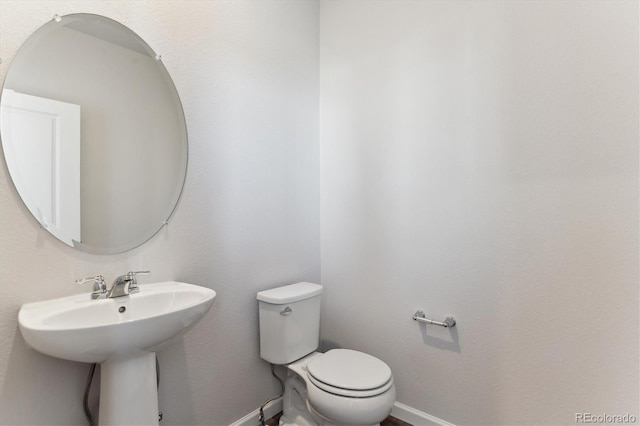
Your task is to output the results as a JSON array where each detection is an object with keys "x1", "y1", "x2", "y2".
[{"x1": 307, "y1": 349, "x2": 392, "y2": 391}]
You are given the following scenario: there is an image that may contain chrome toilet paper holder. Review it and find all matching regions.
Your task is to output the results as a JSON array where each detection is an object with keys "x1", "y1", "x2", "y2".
[{"x1": 412, "y1": 310, "x2": 456, "y2": 328}]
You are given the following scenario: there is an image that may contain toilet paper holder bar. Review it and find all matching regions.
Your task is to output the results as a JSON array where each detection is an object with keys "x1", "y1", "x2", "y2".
[{"x1": 412, "y1": 311, "x2": 456, "y2": 328}]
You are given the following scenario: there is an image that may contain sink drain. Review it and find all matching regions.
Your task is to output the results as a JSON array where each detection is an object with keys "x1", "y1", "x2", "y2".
[{"x1": 118, "y1": 306, "x2": 126, "y2": 313}]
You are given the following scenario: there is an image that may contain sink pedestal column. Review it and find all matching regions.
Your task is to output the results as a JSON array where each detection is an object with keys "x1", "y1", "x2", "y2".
[{"x1": 99, "y1": 351, "x2": 159, "y2": 426}]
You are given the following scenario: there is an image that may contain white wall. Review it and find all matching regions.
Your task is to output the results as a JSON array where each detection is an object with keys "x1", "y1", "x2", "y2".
[
  {"x1": 319, "y1": 1, "x2": 638, "y2": 425},
  {"x1": 0, "y1": 1, "x2": 319, "y2": 425}
]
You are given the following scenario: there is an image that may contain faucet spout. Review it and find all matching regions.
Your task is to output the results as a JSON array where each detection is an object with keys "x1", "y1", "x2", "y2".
[
  {"x1": 107, "y1": 275, "x2": 132, "y2": 298},
  {"x1": 106, "y1": 271, "x2": 150, "y2": 298}
]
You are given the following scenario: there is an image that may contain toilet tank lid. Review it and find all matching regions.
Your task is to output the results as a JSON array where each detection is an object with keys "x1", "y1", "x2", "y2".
[{"x1": 257, "y1": 282, "x2": 323, "y2": 304}]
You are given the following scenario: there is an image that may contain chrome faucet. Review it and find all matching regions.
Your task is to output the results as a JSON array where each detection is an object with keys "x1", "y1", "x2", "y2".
[
  {"x1": 76, "y1": 271, "x2": 150, "y2": 299},
  {"x1": 106, "y1": 271, "x2": 150, "y2": 298}
]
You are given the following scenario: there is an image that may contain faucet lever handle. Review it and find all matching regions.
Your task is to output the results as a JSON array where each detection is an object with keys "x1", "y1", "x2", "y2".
[
  {"x1": 76, "y1": 275, "x2": 104, "y2": 285},
  {"x1": 76, "y1": 275, "x2": 107, "y2": 299},
  {"x1": 127, "y1": 270, "x2": 150, "y2": 277}
]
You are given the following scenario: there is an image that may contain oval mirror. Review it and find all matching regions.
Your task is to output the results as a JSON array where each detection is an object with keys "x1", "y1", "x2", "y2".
[{"x1": 0, "y1": 13, "x2": 188, "y2": 254}]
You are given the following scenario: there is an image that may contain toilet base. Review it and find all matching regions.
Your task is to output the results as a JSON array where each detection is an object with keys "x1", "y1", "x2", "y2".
[{"x1": 280, "y1": 374, "x2": 319, "y2": 426}]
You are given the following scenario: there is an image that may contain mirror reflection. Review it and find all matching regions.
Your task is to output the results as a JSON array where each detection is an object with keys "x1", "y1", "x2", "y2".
[{"x1": 0, "y1": 14, "x2": 188, "y2": 254}]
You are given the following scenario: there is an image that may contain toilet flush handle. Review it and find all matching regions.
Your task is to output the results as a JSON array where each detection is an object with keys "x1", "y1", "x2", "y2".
[{"x1": 280, "y1": 306, "x2": 292, "y2": 316}]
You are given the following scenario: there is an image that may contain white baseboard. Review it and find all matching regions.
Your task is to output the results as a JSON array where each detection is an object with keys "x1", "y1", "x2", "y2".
[
  {"x1": 229, "y1": 397, "x2": 283, "y2": 426},
  {"x1": 391, "y1": 401, "x2": 455, "y2": 426},
  {"x1": 229, "y1": 399, "x2": 453, "y2": 426}
]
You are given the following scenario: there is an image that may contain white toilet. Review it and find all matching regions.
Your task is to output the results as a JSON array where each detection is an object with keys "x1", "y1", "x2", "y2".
[{"x1": 257, "y1": 282, "x2": 396, "y2": 426}]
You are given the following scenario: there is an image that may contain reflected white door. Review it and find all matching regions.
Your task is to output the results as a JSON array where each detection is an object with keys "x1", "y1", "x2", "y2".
[{"x1": 1, "y1": 89, "x2": 81, "y2": 245}]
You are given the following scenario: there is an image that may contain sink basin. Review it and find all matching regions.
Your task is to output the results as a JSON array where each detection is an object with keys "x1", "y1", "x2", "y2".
[
  {"x1": 19, "y1": 281, "x2": 216, "y2": 425},
  {"x1": 19, "y1": 281, "x2": 216, "y2": 363}
]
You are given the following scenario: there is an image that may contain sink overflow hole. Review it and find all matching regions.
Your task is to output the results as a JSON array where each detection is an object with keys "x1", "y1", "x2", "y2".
[{"x1": 118, "y1": 306, "x2": 126, "y2": 313}]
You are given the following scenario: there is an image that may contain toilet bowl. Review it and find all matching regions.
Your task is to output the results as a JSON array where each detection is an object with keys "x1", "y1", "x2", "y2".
[
  {"x1": 257, "y1": 283, "x2": 396, "y2": 426},
  {"x1": 280, "y1": 351, "x2": 396, "y2": 426}
]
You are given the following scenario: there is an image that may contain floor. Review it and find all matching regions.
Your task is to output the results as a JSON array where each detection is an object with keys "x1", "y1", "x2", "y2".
[{"x1": 265, "y1": 412, "x2": 412, "y2": 426}]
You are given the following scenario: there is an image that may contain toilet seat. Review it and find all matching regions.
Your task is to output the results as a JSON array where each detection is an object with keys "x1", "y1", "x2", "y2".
[
  {"x1": 306, "y1": 349, "x2": 393, "y2": 398},
  {"x1": 308, "y1": 372, "x2": 394, "y2": 398}
]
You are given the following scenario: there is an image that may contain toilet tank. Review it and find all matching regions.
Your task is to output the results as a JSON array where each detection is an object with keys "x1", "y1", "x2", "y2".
[{"x1": 257, "y1": 282, "x2": 322, "y2": 364}]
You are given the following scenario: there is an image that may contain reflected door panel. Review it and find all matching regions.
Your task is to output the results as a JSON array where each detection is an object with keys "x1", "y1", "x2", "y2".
[{"x1": 1, "y1": 89, "x2": 81, "y2": 245}]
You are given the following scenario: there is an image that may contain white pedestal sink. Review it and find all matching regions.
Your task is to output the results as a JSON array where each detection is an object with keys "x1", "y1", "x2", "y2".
[{"x1": 18, "y1": 281, "x2": 216, "y2": 425}]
